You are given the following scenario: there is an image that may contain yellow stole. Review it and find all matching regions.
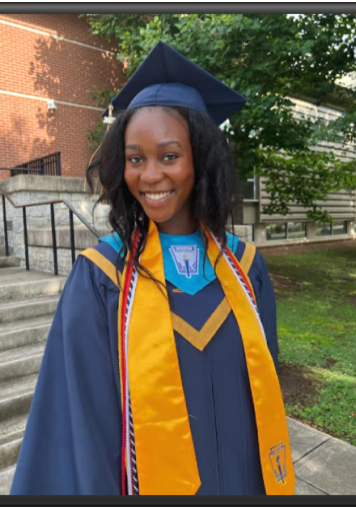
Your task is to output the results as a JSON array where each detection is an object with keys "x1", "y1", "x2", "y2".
[{"x1": 82, "y1": 220, "x2": 295, "y2": 495}]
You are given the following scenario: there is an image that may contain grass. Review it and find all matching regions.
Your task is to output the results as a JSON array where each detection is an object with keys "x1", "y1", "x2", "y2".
[{"x1": 263, "y1": 243, "x2": 356, "y2": 447}]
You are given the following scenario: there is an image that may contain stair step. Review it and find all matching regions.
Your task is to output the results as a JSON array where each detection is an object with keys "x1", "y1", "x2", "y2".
[
  {"x1": 0, "y1": 266, "x2": 57, "y2": 283},
  {"x1": 0, "y1": 343, "x2": 45, "y2": 382},
  {"x1": 0, "y1": 465, "x2": 16, "y2": 495},
  {"x1": 0, "y1": 256, "x2": 20, "y2": 268},
  {"x1": 0, "y1": 437, "x2": 22, "y2": 472},
  {"x1": 0, "y1": 296, "x2": 59, "y2": 324},
  {"x1": 0, "y1": 238, "x2": 12, "y2": 257},
  {"x1": 0, "y1": 265, "x2": 66, "y2": 494},
  {"x1": 0, "y1": 274, "x2": 66, "y2": 301},
  {"x1": 0, "y1": 413, "x2": 28, "y2": 447},
  {"x1": 0, "y1": 318, "x2": 51, "y2": 352},
  {"x1": 0, "y1": 414, "x2": 28, "y2": 473},
  {"x1": 0, "y1": 374, "x2": 38, "y2": 421}
]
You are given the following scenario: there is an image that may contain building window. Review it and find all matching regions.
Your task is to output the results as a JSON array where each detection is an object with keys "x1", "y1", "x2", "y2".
[
  {"x1": 315, "y1": 221, "x2": 348, "y2": 237},
  {"x1": 287, "y1": 222, "x2": 306, "y2": 239},
  {"x1": 332, "y1": 221, "x2": 347, "y2": 235},
  {"x1": 243, "y1": 174, "x2": 257, "y2": 201},
  {"x1": 266, "y1": 222, "x2": 307, "y2": 241},
  {"x1": 266, "y1": 223, "x2": 287, "y2": 241},
  {"x1": 315, "y1": 222, "x2": 332, "y2": 237}
]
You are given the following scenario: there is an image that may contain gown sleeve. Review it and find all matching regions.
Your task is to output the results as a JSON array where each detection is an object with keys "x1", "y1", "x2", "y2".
[
  {"x1": 10, "y1": 256, "x2": 122, "y2": 495},
  {"x1": 253, "y1": 253, "x2": 279, "y2": 373}
]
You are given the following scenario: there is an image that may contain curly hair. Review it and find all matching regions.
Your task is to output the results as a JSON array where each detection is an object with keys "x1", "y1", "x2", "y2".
[{"x1": 86, "y1": 105, "x2": 237, "y2": 289}]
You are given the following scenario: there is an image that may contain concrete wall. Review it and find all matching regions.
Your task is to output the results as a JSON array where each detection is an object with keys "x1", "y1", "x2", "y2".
[{"x1": 0, "y1": 175, "x2": 110, "y2": 274}]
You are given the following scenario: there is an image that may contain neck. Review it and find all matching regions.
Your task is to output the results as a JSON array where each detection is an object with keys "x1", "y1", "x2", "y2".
[{"x1": 155, "y1": 216, "x2": 196, "y2": 236}]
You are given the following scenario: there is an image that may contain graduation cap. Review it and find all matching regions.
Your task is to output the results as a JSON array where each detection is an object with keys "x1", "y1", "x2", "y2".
[{"x1": 103, "y1": 41, "x2": 247, "y2": 125}]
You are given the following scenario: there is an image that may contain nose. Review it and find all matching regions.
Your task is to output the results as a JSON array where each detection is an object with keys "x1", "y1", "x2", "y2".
[{"x1": 140, "y1": 162, "x2": 165, "y2": 185}]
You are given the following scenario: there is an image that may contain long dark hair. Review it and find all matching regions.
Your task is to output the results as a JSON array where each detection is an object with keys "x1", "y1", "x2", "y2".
[{"x1": 86, "y1": 105, "x2": 237, "y2": 290}]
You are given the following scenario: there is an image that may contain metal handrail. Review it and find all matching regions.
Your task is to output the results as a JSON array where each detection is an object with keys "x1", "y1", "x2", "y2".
[
  {"x1": 5, "y1": 152, "x2": 61, "y2": 177},
  {"x1": 0, "y1": 190, "x2": 100, "y2": 275}
]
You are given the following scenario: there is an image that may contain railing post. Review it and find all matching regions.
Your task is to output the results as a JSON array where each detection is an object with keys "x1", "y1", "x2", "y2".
[
  {"x1": 57, "y1": 152, "x2": 61, "y2": 176},
  {"x1": 23, "y1": 207, "x2": 29, "y2": 270},
  {"x1": 69, "y1": 209, "x2": 75, "y2": 266},
  {"x1": 2, "y1": 195, "x2": 9, "y2": 256},
  {"x1": 50, "y1": 203, "x2": 58, "y2": 276}
]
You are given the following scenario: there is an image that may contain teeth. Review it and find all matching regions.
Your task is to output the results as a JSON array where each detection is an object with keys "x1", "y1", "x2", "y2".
[{"x1": 145, "y1": 192, "x2": 172, "y2": 200}]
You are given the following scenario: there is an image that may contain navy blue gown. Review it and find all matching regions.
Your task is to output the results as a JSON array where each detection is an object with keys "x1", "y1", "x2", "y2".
[{"x1": 10, "y1": 236, "x2": 278, "y2": 495}]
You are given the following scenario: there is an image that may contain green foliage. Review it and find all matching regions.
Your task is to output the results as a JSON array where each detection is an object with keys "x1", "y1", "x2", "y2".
[
  {"x1": 86, "y1": 87, "x2": 117, "y2": 150},
  {"x1": 84, "y1": 14, "x2": 356, "y2": 220},
  {"x1": 264, "y1": 245, "x2": 356, "y2": 446}
]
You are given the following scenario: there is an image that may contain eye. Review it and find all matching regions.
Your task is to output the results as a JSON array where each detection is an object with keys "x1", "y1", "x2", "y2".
[
  {"x1": 128, "y1": 155, "x2": 143, "y2": 164},
  {"x1": 162, "y1": 153, "x2": 178, "y2": 162}
]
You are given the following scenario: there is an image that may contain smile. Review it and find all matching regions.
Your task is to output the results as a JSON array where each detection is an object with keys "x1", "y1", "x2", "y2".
[{"x1": 141, "y1": 190, "x2": 175, "y2": 204}]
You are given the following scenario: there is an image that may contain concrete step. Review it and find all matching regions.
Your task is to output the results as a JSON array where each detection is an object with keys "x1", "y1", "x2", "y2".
[
  {"x1": 0, "y1": 256, "x2": 20, "y2": 268},
  {"x1": 0, "y1": 374, "x2": 38, "y2": 421},
  {"x1": 0, "y1": 465, "x2": 15, "y2": 495},
  {"x1": 0, "y1": 437, "x2": 22, "y2": 472},
  {"x1": 0, "y1": 246, "x2": 7, "y2": 257},
  {"x1": 0, "y1": 411, "x2": 30, "y2": 481},
  {"x1": 0, "y1": 263, "x2": 65, "y2": 496},
  {"x1": 0, "y1": 295, "x2": 59, "y2": 325},
  {"x1": 0, "y1": 343, "x2": 45, "y2": 382},
  {"x1": 0, "y1": 274, "x2": 66, "y2": 301},
  {"x1": 28, "y1": 226, "x2": 109, "y2": 250},
  {"x1": 0, "y1": 412, "x2": 28, "y2": 446},
  {"x1": 0, "y1": 317, "x2": 51, "y2": 352},
  {"x1": 0, "y1": 236, "x2": 12, "y2": 257},
  {"x1": 0, "y1": 266, "x2": 62, "y2": 284}
]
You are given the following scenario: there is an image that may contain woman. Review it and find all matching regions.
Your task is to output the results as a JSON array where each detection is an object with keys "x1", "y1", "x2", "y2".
[{"x1": 10, "y1": 41, "x2": 295, "y2": 496}]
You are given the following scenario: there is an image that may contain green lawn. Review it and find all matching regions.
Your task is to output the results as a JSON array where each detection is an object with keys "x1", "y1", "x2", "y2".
[{"x1": 263, "y1": 243, "x2": 356, "y2": 447}]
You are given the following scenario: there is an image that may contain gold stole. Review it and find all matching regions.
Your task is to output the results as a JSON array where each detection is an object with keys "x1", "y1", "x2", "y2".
[{"x1": 81, "y1": 220, "x2": 295, "y2": 495}]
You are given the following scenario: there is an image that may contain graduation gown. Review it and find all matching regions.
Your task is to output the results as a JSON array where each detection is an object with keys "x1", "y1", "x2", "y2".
[{"x1": 10, "y1": 236, "x2": 278, "y2": 496}]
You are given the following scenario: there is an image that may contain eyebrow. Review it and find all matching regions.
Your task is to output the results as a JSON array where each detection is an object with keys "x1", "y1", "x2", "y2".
[{"x1": 125, "y1": 141, "x2": 183, "y2": 151}]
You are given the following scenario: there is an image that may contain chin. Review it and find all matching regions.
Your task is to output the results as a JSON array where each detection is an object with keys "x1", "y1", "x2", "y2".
[{"x1": 145, "y1": 213, "x2": 173, "y2": 224}]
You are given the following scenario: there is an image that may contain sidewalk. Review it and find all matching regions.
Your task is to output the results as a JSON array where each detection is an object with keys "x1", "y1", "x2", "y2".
[
  {"x1": 288, "y1": 417, "x2": 356, "y2": 495},
  {"x1": 1, "y1": 416, "x2": 354, "y2": 495}
]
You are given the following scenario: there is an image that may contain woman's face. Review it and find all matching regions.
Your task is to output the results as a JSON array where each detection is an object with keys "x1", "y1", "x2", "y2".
[{"x1": 124, "y1": 107, "x2": 195, "y2": 235}]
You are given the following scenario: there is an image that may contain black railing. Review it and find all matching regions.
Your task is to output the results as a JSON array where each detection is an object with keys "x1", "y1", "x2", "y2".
[
  {"x1": 0, "y1": 152, "x2": 62, "y2": 177},
  {"x1": 1, "y1": 192, "x2": 100, "y2": 275}
]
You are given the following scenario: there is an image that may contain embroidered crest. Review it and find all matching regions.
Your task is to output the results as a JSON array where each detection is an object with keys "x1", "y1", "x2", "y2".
[
  {"x1": 269, "y1": 442, "x2": 287, "y2": 484},
  {"x1": 169, "y1": 245, "x2": 199, "y2": 279}
]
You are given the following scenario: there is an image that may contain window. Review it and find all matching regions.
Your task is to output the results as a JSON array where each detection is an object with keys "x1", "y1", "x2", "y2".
[
  {"x1": 243, "y1": 174, "x2": 257, "y2": 201},
  {"x1": 332, "y1": 221, "x2": 347, "y2": 235},
  {"x1": 315, "y1": 223, "x2": 332, "y2": 237},
  {"x1": 266, "y1": 223, "x2": 287, "y2": 241},
  {"x1": 266, "y1": 222, "x2": 307, "y2": 241},
  {"x1": 287, "y1": 222, "x2": 306, "y2": 239}
]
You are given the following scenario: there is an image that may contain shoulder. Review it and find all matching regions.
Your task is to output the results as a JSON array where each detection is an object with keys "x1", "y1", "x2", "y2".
[
  {"x1": 234, "y1": 239, "x2": 267, "y2": 282},
  {"x1": 77, "y1": 233, "x2": 125, "y2": 292}
]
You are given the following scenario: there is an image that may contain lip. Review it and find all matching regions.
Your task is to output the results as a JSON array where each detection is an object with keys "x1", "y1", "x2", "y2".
[{"x1": 140, "y1": 190, "x2": 175, "y2": 207}]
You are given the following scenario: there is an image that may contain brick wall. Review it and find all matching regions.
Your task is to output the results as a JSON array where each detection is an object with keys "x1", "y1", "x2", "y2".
[
  {"x1": 0, "y1": 14, "x2": 117, "y2": 50},
  {"x1": 0, "y1": 14, "x2": 124, "y2": 180}
]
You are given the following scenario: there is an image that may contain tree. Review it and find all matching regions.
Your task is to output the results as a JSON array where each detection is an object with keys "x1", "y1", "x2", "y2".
[{"x1": 85, "y1": 14, "x2": 356, "y2": 223}]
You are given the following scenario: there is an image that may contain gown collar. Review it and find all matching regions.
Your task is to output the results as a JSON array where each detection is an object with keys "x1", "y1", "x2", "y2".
[{"x1": 99, "y1": 229, "x2": 238, "y2": 295}]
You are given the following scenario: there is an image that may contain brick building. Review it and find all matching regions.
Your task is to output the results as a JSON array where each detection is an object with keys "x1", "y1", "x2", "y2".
[
  {"x1": 0, "y1": 16, "x2": 355, "y2": 246},
  {"x1": 0, "y1": 14, "x2": 123, "y2": 181}
]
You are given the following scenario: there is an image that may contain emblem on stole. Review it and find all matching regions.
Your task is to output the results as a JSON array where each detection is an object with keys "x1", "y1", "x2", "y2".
[
  {"x1": 269, "y1": 442, "x2": 287, "y2": 483},
  {"x1": 169, "y1": 245, "x2": 199, "y2": 279}
]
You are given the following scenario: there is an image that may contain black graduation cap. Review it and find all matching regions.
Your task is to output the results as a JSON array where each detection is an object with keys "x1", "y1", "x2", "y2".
[{"x1": 103, "y1": 41, "x2": 247, "y2": 125}]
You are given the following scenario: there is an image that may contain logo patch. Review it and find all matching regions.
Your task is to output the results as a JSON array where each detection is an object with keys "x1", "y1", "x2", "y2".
[
  {"x1": 269, "y1": 442, "x2": 287, "y2": 484},
  {"x1": 169, "y1": 245, "x2": 199, "y2": 279}
]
